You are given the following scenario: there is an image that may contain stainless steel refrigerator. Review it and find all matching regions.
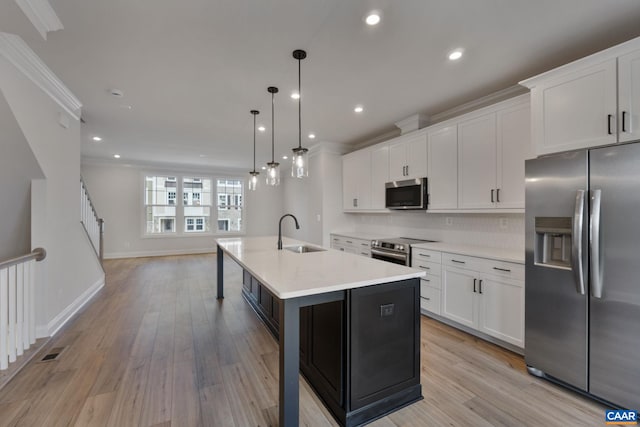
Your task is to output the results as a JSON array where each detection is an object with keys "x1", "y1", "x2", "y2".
[{"x1": 525, "y1": 142, "x2": 640, "y2": 409}]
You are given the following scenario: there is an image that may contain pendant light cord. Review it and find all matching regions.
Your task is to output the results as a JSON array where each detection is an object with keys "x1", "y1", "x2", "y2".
[
  {"x1": 298, "y1": 57, "x2": 302, "y2": 150},
  {"x1": 253, "y1": 113, "x2": 257, "y2": 171},
  {"x1": 271, "y1": 90, "x2": 275, "y2": 162}
]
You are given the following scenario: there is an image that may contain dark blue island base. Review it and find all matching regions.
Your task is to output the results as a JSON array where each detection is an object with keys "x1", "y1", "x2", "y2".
[{"x1": 240, "y1": 268, "x2": 423, "y2": 427}]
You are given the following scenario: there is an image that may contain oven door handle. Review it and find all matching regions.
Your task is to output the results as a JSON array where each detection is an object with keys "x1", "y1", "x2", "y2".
[{"x1": 370, "y1": 248, "x2": 408, "y2": 262}]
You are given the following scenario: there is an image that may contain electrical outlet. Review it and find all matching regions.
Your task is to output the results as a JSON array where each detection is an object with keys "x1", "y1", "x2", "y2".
[
  {"x1": 445, "y1": 217, "x2": 453, "y2": 226},
  {"x1": 499, "y1": 218, "x2": 508, "y2": 229}
]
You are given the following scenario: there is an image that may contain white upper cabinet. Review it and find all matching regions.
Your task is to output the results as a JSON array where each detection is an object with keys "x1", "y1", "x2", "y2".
[
  {"x1": 388, "y1": 132, "x2": 428, "y2": 181},
  {"x1": 618, "y1": 48, "x2": 640, "y2": 143},
  {"x1": 531, "y1": 60, "x2": 617, "y2": 155},
  {"x1": 457, "y1": 96, "x2": 529, "y2": 211},
  {"x1": 427, "y1": 124, "x2": 458, "y2": 210},
  {"x1": 342, "y1": 148, "x2": 372, "y2": 211},
  {"x1": 458, "y1": 113, "x2": 497, "y2": 209},
  {"x1": 520, "y1": 37, "x2": 640, "y2": 155},
  {"x1": 496, "y1": 102, "x2": 530, "y2": 208},
  {"x1": 370, "y1": 144, "x2": 389, "y2": 210}
]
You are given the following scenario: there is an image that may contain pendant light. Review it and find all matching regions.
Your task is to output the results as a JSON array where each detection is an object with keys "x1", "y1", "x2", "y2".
[
  {"x1": 291, "y1": 49, "x2": 309, "y2": 178},
  {"x1": 248, "y1": 110, "x2": 260, "y2": 191},
  {"x1": 266, "y1": 86, "x2": 280, "y2": 186}
]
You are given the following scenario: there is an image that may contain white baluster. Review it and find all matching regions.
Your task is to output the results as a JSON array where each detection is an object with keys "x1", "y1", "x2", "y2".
[
  {"x1": 8, "y1": 266, "x2": 16, "y2": 363},
  {"x1": 28, "y1": 260, "x2": 35, "y2": 345},
  {"x1": 0, "y1": 268, "x2": 7, "y2": 370},
  {"x1": 16, "y1": 263, "x2": 23, "y2": 356}
]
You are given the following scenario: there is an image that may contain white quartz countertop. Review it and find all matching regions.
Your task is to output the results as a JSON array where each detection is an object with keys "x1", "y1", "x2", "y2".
[
  {"x1": 330, "y1": 231, "x2": 393, "y2": 241},
  {"x1": 216, "y1": 236, "x2": 425, "y2": 299},
  {"x1": 411, "y1": 242, "x2": 524, "y2": 264}
]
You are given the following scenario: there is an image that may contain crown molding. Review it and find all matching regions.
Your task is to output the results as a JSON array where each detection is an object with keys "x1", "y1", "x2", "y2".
[
  {"x1": 430, "y1": 85, "x2": 527, "y2": 123},
  {"x1": 0, "y1": 32, "x2": 82, "y2": 120},
  {"x1": 14, "y1": 0, "x2": 63, "y2": 40}
]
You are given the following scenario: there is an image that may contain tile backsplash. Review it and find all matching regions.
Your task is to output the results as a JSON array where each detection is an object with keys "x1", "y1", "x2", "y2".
[{"x1": 347, "y1": 211, "x2": 524, "y2": 250}]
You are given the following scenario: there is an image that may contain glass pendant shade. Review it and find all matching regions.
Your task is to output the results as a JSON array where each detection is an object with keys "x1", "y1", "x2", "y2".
[
  {"x1": 248, "y1": 171, "x2": 259, "y2": 191},
  {"x1": 291, "y1": 147, "x2": 309, "y2": 178},
  {"x1": 266, "y1": 161, "x2": 280, "y2": 186},
  {"x1": 266, "y1": 86, "x2": 280, "y2": 186},
  {"x1": 291, "y1": 49, "x2": 309, "y2": 178}
]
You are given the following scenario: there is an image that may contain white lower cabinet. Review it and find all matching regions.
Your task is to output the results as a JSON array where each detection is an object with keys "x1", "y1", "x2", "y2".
[
  {"x1": 330, "y1": 234, "x2": 371, "y2": 257},
  {"x1": 415, "y1": 248, "x2": 524, "y2": 349}
]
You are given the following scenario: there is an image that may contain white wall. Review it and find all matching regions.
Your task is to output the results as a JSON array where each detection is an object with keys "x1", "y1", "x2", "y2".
[
  {"x1": 81, "y1": 161, "x2": 284, "y2": 258},
  {"x1": 0, "y1": 92, "x2": 44, "y2": 260},
  {"x1": 0, "y1": 55, "x2": 104, "y2": 337}
]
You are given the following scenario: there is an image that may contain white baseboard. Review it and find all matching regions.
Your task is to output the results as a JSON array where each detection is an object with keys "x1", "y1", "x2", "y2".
[
  {"x1": 36, "y1": 274, "x2": 105, "y2": 338},
  {"x1": 104, "y1": 248, "x2": 215, "y2": 259}
]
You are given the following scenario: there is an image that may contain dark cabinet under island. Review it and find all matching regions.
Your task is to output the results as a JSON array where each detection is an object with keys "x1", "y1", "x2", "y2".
[{"x1": 243, "y1": 270, "x2": 422, "y2": 426}]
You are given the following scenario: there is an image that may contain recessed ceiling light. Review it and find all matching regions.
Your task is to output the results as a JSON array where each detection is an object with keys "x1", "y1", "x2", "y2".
[
  {"x1": 354, "y1": 105, "x2": 364, "y2": 113},
  {"x1": 282, "y1": 155, "x2": 288, "y2": 160},
  {"x1": 448, "y1": 49, "x2": 464, "y2": 61},
  {"x1": 365, "y1": 13, "x2": 381, "y2": 26},
  {"x1": 199, "y1": 154, "x2": 207, "y2": 158},
  {"x1": 109, "y1": 88, "x2": 124, "y2": 97},
  {"x1": 261, "y1": 166, "x2": 266, "y2": 170},
  {"x1": 113, "y1": 154, "x2": 121, "y2": 159},
  {"x1": 92, "y1": 136, "x2": 102, "y2": 142},
  {"x1": 291, "y1": 92, "x2": 300, "y2": 100},
  {"x1": 258, "y1": 126, "x2": 266, "y2": 132},
  {"x1": 308, "y1": 133, "x2": 316, "y2": 139}
]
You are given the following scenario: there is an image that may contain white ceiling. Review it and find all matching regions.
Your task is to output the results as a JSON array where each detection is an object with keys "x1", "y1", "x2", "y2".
[{"x1": 2, "y1": 0, "x2": 640, "y2": 170}]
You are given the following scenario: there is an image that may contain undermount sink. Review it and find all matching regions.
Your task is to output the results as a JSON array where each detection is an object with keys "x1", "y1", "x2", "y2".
[{"x1": 283, "y1": 244, "x2": 326, "y2": 254}]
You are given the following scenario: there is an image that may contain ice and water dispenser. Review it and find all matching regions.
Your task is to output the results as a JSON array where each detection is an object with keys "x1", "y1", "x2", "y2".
[{"x1": 534, "y1": 217, "x2": 573, "y2": 269}]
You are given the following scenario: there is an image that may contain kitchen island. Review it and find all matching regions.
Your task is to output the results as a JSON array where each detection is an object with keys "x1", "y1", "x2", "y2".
[{"x1": 216, "y1": 236, "x2": 425, "y2": 427}]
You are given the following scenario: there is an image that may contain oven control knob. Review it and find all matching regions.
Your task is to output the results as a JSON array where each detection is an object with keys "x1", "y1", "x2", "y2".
[
  {"x1": 397, "y1": 245, "x2": 404, "y2": 251},
  {"x1": 371, "y1": 240, "x2": 378, "y2": 247}
]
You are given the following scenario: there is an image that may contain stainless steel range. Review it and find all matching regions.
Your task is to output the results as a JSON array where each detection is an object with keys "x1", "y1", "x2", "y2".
[{"x1": 370, "y1": 237, "x2": 436, "y2": 266}]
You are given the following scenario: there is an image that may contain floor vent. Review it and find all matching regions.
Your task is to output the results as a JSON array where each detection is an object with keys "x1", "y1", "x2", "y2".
[{"x1": 40, "y1": 347, "x2": 65, "y2": 362}]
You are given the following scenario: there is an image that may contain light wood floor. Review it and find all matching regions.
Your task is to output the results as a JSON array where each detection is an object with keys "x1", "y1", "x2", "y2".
[{"x1": 0, "y1": 254, "x2": 612, "y2": 426}]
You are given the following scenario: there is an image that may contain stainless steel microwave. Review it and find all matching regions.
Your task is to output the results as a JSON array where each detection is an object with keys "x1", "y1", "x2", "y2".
[{"x1": 385, "y1": 178, "x2": 428, "y2": 210}]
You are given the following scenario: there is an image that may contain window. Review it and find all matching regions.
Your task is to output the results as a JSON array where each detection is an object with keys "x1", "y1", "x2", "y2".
[
  {"x1": 144, "y1": 176, "x2": 177, "y2": 234},
  {"x1": 185, "y1": 216, "x2": 205, "y2": 232},
  {"x1": 183, "y1": 177, "x2": 211, "y2": 233},
  {"x1": 144, "y1": 174, "x2": 242, "y2": 235},
  {"x1": 216, "y1": 179, "x2": 243, "y2": 232}
]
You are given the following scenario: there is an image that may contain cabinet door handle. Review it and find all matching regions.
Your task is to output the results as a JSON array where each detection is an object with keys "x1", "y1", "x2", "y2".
[
  {"x1": 406, "y1": 165, "x2": 409, "y2": 176},
  {"x1": 607, "y1": 114, "x2": 613, "y2": 135},
  {"x1": 361, "y1": 252, "x2": 368, "y2": 256},
  {"x1": 346, "y1": 240, "x2": 353, "y2": 244},
  {"x1": 418, "y1": 253, "x2": 431, "y2": 258},
  {"x1": 423, "y1": 278, "x2": 430, "y2": 282},
  {"x1": 622, "y1": 111, "x2": 627, "y2": 133},
  {"x1": 491, "y1": 189, "x2": 495, "y2": 203},
  {"x1": 492, "y1": 267, "x2": 511, "y2": 272},
  {"x1": 479, "y1": 279, "x2": 483, "y2": 294},
  {"x1": 451, "y1": 259, "x2": 466, "y2": 264},
  {"x1": 473, "y1": 278, "x2": 477, "y2": 293},
  {"x1": 353, "y1": 198, "x2": 358, "y2": 207},
  {"x1": 424, "y1": 297, "x2": 431, "y2": 301},
  {"x1": 496, "y1": 188, "x2": 500, "y2": 203},
  {"x1": 361, "y1": 242, "x2": 368, "y2": 246},
  {"x1": 419, "y1": 265, "x2": 430, "y2": 270}
]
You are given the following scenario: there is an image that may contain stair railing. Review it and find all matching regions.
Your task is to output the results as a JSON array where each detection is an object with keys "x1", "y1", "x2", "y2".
[{"x1": 0, "y1": 248, "x2": 46, "y2": 370}]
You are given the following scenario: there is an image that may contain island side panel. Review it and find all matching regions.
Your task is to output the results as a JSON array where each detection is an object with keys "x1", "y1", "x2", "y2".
[
  {"x1": 346, "y1": 278, "x2": 422, "y2": 425},
  {"x1": 216, "y1": 244, "x2": 224, "y2": 299},
  {"x1": 279, "y1": 298, "x2": 301, "y2": 427}
]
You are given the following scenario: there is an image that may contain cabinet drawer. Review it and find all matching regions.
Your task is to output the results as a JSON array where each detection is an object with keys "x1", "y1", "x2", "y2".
[
  {"x1": 420, "y1": 274, "x2": 441, "y2": 290},
  {"x1": 358, "y1": 249, "x2": 372, "y2": 258},
  {"x1": 412, "y1": 248, "x2": 442, "y2": 263},
  {"x1": 412, "y1": 260, "x2": 441, "y2": 276},
  {"x1": 442, "y1": 252, "x2": 485, "y2": 271},
  {"x1": 420, "y1": 285, "x2": 441, "y2": 315},
  {"x1": 481, "y1": 260, "x2": 525, "y2": 281}
]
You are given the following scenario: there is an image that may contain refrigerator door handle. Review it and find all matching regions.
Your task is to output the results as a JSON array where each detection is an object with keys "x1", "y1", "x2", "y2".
[
  {"x1": 590, "y1": 189, "x2": 603, "y2": 298},
  {"x1": 572, "y1": 190, "x2": 586, "y2": 295}
]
